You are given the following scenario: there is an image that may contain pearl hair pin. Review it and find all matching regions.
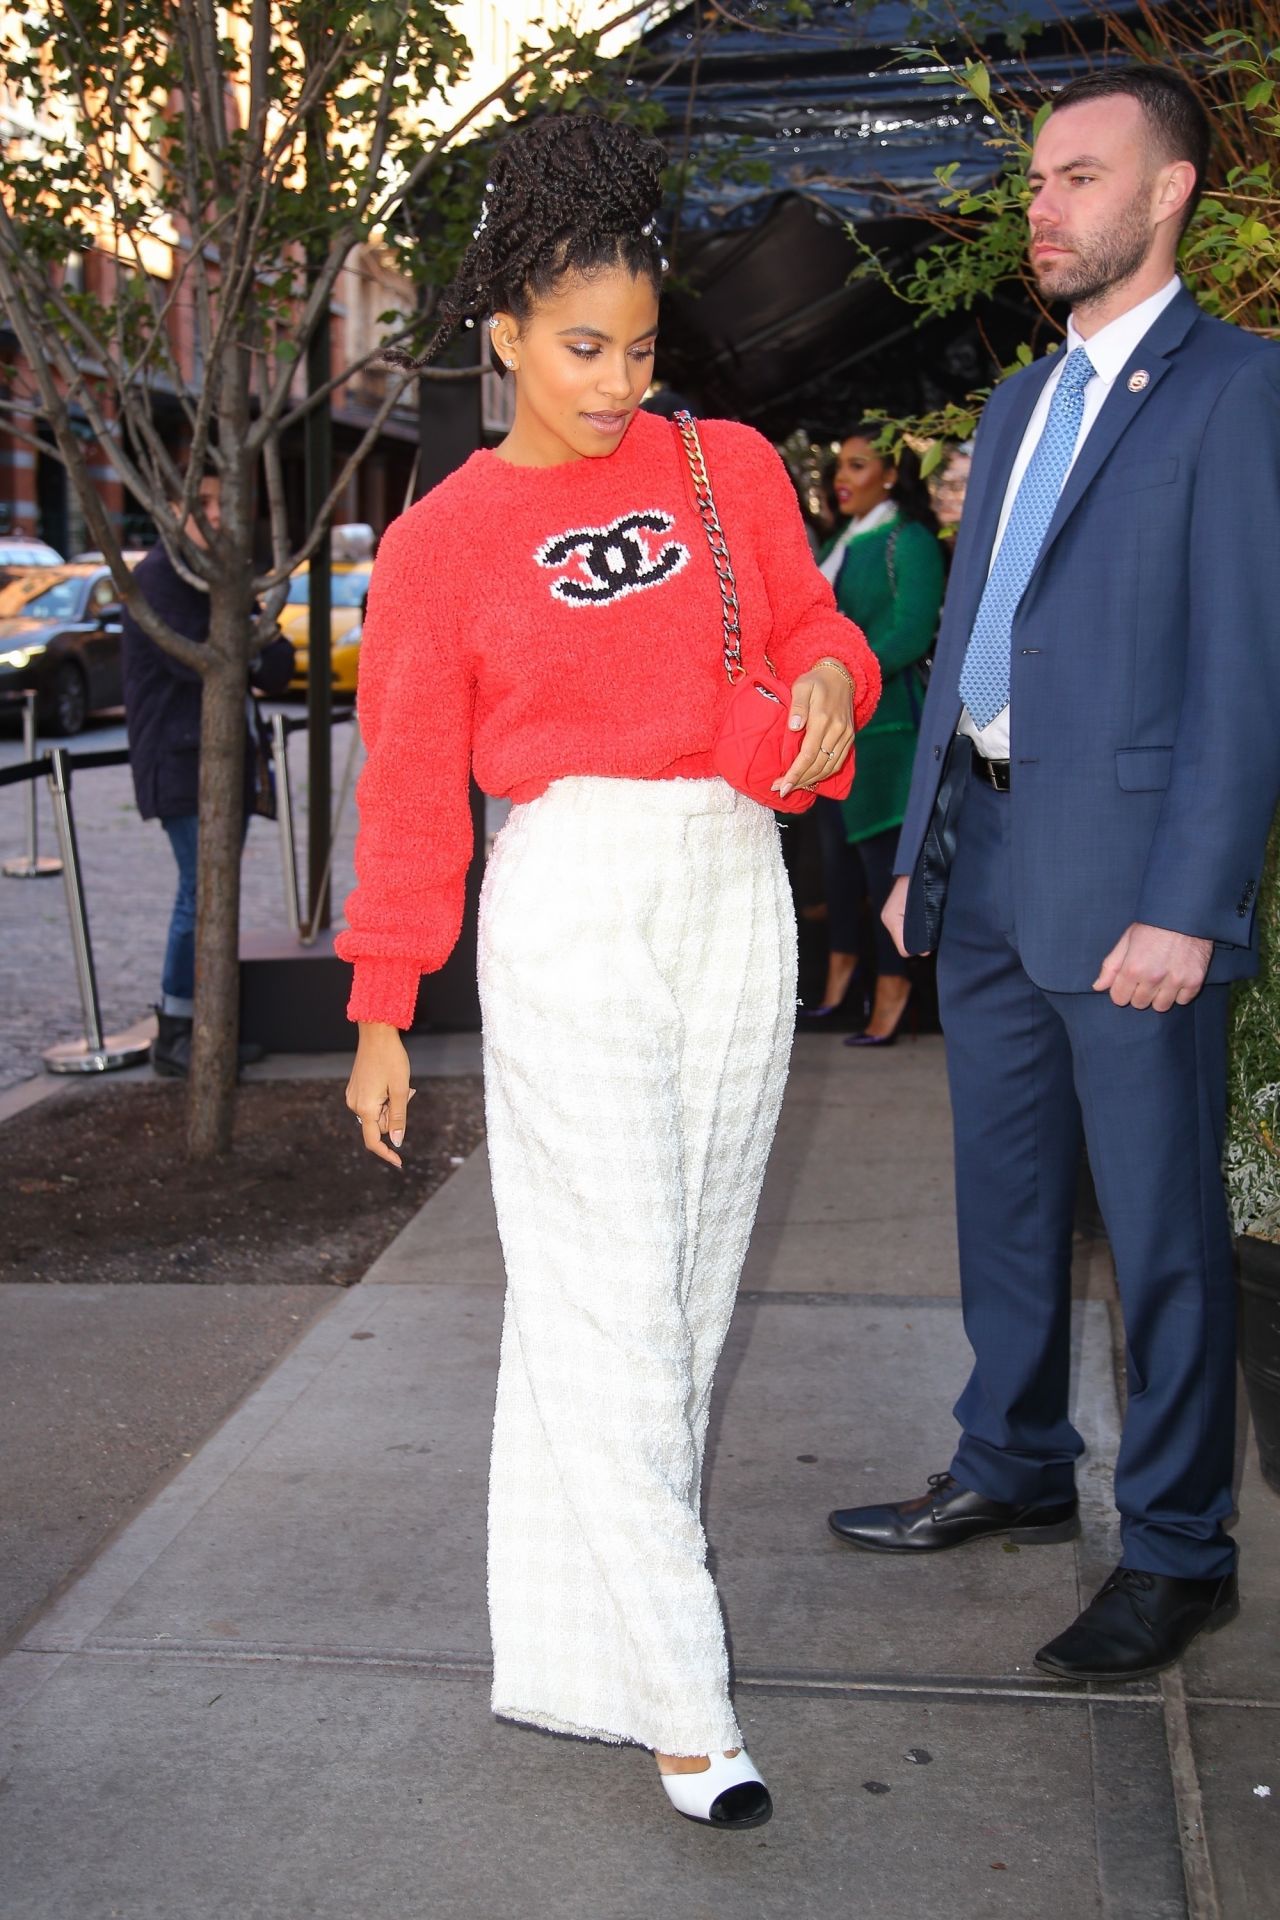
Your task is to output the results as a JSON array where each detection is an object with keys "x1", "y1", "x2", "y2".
[{"x1": 473, "y1": 185, "x2": 495, "y2": 242}]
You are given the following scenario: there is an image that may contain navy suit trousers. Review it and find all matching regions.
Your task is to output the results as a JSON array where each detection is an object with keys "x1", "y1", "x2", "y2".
[{"x1": 937, "y1": 763, "x2": 1238, "y2": 1580}]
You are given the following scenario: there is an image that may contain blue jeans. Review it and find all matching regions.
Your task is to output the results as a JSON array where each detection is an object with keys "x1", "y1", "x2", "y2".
[
  {"x1": 160, "y1": 815, "x2": 199, "y2": 1015},
  {"x1": 159, "y1": 813, "x2": 248, "y2": 1016}
]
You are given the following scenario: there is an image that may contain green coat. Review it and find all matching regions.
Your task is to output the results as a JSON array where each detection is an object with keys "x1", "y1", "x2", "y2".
[{"x1": 820, "y1": 514, "x2": 946, "y2": 844}]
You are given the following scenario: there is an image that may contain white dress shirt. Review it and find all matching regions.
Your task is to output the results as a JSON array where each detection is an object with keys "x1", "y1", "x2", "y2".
[{"x1": 959, "y1": 276, "x2": 1182, "y2": 760}]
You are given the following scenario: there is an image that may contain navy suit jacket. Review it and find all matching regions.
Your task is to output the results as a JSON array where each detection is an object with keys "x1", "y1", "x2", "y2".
[{"x1": 895, "y1": 288, "x2": 1280, "y2": 989}]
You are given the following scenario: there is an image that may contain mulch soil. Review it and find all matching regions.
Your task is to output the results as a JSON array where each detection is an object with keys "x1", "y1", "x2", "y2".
[{"x1": 2, "y1": 1077, "x2": 486, "y2": 1287}]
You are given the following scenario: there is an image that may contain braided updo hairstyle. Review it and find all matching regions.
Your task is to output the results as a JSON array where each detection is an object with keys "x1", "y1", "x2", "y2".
[{"x1": 387, "y1": 114, "x2": 668, "y2": 373}]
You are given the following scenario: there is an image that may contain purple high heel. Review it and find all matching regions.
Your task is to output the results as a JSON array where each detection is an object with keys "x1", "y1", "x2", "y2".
[
  {"x1": 844, "y1": 987, "x2": 913, "y2": 1047},
  {"x1": 798, "y1": 964, "x2": 866, "y2": 1023}
]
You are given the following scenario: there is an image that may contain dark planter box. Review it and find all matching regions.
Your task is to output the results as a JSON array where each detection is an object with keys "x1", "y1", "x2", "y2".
[
  {"x1": 239, "y1": 782, "x2": 485, "y2": 1051},
  {"x1": 1239, "y1": 1233, "x2": 1280, "y2": 1496}
]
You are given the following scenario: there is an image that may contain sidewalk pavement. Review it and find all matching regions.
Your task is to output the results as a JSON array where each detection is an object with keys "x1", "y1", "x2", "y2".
[
  {"x1": 0, "y1": 1033, "x2": 486, "y2": 1651},
  {"x1": 1, "y1": 1034, "x2": 1276, "y2": 1919}
]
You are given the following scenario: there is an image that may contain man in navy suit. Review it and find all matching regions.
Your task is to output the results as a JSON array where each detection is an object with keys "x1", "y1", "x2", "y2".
[{"x1": 829, "y1": 66, "x2": 1280, "y2": 1680}]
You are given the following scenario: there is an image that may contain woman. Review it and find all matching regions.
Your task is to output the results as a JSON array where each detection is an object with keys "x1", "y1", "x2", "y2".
[
  {"x1": 338, "y1": 115, "x2": 879, "y2": 1829},
  {"x1": 930, "y1": 440, "x2": 973, "y2": 532},
  {"x1": 806, "y1": 425, "x2": 944, "y2": 1044}
]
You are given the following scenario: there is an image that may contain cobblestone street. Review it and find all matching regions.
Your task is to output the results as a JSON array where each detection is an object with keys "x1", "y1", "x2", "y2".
[{"x1": 0, "y1": 706, "x2": 363, "y2": 1091}]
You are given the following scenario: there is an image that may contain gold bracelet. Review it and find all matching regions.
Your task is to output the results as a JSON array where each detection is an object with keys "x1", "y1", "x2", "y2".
[{"x1": 813, "y1": 656, "x2": 854, "y2": 687}]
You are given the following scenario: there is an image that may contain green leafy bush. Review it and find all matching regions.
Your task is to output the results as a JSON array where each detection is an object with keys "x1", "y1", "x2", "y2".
[{"x1": 1226, "y1": 833, "x2": 1280, "y2": 1241}]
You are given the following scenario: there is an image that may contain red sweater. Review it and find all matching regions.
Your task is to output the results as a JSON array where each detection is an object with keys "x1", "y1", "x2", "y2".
[{"x1": 337, "y1": 409, "x2": 880, "y2": 1027}]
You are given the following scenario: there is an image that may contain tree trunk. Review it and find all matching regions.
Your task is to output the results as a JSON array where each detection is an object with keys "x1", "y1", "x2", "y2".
[{"x1": 185, "y1": 617, "x2": 250, "y2": 1160}]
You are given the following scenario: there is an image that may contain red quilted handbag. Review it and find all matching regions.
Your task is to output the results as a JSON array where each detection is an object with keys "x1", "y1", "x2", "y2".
[{"x1": 674, "y1": 412, "x2": 854, "y2": 816}]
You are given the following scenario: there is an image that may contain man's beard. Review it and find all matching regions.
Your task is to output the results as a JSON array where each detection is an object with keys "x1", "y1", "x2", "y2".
[{"x1": 1031, "y1": 186, "x2": 1155, "y2": 307}]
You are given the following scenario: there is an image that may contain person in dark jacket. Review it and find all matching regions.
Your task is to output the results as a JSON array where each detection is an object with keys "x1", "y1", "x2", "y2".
[{"x1": 121, "y1": 472, "x2": 294, "y2": 1075}]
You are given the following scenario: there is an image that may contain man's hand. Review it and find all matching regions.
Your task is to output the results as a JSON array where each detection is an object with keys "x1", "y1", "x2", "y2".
[
  {"x1": 1092, "y1": 923, "x2": 1213, "y2": 1011},
  {"x1": 882, "y1": 874, "x2": 917, "y2": 960}
]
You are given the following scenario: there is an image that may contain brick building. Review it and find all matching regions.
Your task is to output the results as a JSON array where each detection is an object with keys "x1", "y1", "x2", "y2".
[{"x1": 0, "y1": 3, "x2": 623, "y2": 556}]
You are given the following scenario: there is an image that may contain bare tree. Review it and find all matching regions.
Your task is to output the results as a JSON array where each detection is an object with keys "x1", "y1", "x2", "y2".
[{"x1": 0, "y1": 0, "x2": 666, "y2": 1155}]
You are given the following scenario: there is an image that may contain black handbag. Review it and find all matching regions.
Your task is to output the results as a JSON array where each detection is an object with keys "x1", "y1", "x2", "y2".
[
  {"x1": 248, "y1": 700, "x2": 277, "y2": 821},
  {"x1": 903, "y1": 733, "x2": 969, "y2": 954}
]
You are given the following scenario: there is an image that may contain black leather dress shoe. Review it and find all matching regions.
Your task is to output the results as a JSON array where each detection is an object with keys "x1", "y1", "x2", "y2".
[
  {"x1": 1034, "y1": 1565, "x2": 1240, "y2": 1681},
  {"x1": 828, "y1": 1471, "x2": 1080, "y2": 1553}
]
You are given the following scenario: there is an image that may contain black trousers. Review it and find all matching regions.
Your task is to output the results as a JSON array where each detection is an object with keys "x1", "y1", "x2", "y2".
[{"x1": 814, "y1": 799, "x2": 906, "y2": 979}]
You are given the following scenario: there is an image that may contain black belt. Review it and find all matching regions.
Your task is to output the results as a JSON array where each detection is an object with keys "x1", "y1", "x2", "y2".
[{"x1": 972, "y1": 751, "x2": 1011, "y2": 792}]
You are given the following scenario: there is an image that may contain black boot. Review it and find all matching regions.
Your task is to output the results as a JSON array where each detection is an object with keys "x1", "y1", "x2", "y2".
[
  {"x1": 152, "y1": 1008, "x2": 265, "y2": 1077},
  {"x1": 151, "y1": 1007, "x2": 193, "y2": 1078}
]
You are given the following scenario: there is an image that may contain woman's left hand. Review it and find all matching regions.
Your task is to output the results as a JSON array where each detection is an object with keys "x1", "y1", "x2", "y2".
[{"x1": 772, "y1": 663, "x2": 855, "y2": 800}]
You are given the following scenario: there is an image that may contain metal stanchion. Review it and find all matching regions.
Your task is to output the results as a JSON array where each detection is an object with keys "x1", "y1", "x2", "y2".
[
  {"x1": 42, "y1": 748, "x2": 151, "y2": 1074},
  {"x1": 300, "y1": 712, "x2": 362, "y2": 947},
  {"x1": 3, "y1": 692, "x2": 62, "y2": 879},
  {"x1": 272, "y1": 710, "x2": 301, "y2": 935}
]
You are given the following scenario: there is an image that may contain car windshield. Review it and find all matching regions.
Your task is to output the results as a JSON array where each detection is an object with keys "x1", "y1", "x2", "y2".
[
  {"x1": 286, "y1": 570, "x2": 370, "y2": 609},
  {"x1": 0, "y1": 573, "x2": 86, "y2": 620},
  {"x1": 0, "y1": 545, "x2": 58, "y2": 568}
]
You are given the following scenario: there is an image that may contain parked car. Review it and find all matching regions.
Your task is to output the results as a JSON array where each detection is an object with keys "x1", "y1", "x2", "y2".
[
  {"x1": 281, "y1": 561, "x2": 371, "y2": 696},
  {"x1": 0, "y1": 535, "x2": 65, "y2": 589},
  {"x1": 0, "y1": 566, "x2": 127, "y2": 735}
]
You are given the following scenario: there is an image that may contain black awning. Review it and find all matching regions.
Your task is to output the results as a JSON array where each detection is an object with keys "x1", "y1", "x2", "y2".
[{"x1": 639, "y1": 1, "x2": 1147, "y2": 434}]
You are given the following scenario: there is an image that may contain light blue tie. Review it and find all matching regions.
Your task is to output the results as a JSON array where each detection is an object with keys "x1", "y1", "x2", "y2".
[{"x1": 958, "y1": 345, "x2": 1095, "y2": 728}]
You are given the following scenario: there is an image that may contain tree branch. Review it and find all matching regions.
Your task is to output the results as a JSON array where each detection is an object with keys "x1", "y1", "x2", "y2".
[
  {"x1": 252, "y1": 364, "x2": 431, "y2": 594},
  {"x1": 367, "y1": 0, "x2": 664, "y2": 238}
]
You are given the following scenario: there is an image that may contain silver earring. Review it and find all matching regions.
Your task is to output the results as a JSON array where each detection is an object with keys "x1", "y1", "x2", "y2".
[{"x1": 486, "y1": 317, "x2": 498, "y2": 331}]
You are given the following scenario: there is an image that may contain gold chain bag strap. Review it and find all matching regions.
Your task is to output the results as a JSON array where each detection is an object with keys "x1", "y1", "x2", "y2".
[
  {"x1": 674, "y1": 409, "x2": 778, "y2": 682},
  {"x1": 673, "y1": 409, "x2": 829, "y2": 815}
]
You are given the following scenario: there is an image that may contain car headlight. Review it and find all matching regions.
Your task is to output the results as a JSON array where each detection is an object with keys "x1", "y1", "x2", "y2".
[{"x1": 0, "y1": 646, "x2": 40, "y2": 670}]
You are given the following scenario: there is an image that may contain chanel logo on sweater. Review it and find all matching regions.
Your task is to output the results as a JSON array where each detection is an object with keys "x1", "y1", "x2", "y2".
[{"x1": 535, "y1": 510, "x2": 691, "y2": 606}]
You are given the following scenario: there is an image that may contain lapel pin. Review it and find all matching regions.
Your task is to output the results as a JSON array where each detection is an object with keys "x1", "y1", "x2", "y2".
[{"x1": 1128, "y1": 369, "x2": 1150, "y2": 392}]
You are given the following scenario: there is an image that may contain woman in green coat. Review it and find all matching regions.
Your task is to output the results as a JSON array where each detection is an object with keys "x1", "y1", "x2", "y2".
[{"x1": 807, "y1": 425, "x2": 945, "y2": 1043}]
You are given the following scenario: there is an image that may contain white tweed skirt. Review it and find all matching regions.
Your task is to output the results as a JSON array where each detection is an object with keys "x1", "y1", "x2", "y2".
[{"x1": 477, "y1": 775, "x2": 797, "y2": 1753}]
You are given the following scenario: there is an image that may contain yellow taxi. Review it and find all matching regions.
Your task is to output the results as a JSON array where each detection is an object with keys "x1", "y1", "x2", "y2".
[{"x1": 281, "y1": 560, "x2": 372, "y2": 696}]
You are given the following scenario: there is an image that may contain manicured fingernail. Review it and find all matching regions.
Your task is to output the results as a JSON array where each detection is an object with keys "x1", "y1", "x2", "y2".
[
  {"x1": 778, "y1": 782, "x2": 792, "y2": 798},
  {"x1": 391, "y1": 1129, "x2": 404, "y2": 1147},
  {"x1": 788, "y1": 713, "x2": 805, "y2": 729}
]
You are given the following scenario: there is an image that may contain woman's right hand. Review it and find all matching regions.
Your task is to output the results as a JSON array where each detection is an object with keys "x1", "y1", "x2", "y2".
[{"x1": 346, "y1": 1023, "x2": 414, "y2": 1168}]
